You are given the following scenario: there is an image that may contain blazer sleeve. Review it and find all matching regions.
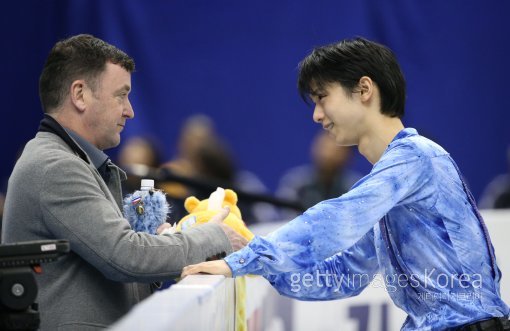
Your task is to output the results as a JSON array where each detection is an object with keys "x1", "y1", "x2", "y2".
[{"x1": 39, "y1": 155, "x2": 232, "y2": 282}]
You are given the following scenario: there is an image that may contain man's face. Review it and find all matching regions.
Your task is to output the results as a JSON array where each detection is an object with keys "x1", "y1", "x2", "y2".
[
  {"x1": 310, "y1": 83, "x2": 364, "y2": 146},
  {"x1": 84, "y1": 62, "x2": 134, "y2": 150}
]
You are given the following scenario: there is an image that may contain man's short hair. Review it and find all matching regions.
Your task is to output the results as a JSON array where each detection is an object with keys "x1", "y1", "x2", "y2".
[
  {"x1": 297, "y1": 37, "x2": 406, "y2": 118},
  {"x1": 39, "y1": 34, "x2": 135, "y2": 113}
]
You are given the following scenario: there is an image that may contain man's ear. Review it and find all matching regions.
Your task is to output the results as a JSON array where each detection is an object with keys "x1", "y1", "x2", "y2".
[
  {"x1": 358, "y1": 76, "x2": 374, "y2": 101},
  {"x1": 70, "y1": 80, "x2": 87, "y2": 112}
]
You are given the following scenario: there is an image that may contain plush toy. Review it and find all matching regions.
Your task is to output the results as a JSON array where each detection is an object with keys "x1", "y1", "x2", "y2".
[
  {"x1": 177, "y1": 187, "x2": 254, "y2": 241},
  {"x1": 124, "y1": 184, "x2": 253, "y2": 330},
  {"x1": 123, "y1": 180, "x2": 169, "y2": 235},
  {"x1": 123, "y1": 180, "x2": 177, "y2": 289},
  {"x1": 177, "y1": 187, "x2": 253, "y2": 331}
]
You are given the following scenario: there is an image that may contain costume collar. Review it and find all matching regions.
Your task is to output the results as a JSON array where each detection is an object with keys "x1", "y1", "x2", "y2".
[{"x1": 390, "y1": 127, "x2": 418, "y2": 144}]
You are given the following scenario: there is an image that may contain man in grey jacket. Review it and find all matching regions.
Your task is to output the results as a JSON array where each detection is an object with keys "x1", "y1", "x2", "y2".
[{"x1": 1, "y1": 34, "x2": 247, "y2": 330}]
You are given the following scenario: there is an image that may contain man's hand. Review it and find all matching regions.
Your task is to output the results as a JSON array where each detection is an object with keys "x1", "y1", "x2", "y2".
[
  {"x1": 210, "y1": 207, "x2": 248, "y2": 251},
  {"x1": 181, "y1": 260, "x2": 233, "y2": 278},
  {"x1": 156, "y1": 222, "x2": 173, "y2": 235}
]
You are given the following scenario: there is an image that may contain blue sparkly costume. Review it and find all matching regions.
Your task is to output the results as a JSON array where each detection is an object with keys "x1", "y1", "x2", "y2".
[{"x1": 225, "y1": 128, "x2": 509, "y2": 330}]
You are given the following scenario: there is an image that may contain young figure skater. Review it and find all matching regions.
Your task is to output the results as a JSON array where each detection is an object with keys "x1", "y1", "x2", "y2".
[{"x1": 182, "y1": 37, "x2": 510, "y2": 330}]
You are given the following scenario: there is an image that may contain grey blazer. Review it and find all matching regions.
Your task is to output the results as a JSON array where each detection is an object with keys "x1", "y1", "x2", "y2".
[{"x1": 2, "y1": 128, "x2": 232, "y2": 330}]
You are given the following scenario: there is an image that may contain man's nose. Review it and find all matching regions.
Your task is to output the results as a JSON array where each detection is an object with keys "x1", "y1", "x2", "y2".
[{"x1": 124, "y1": 99, "x2": 134, "y2": 119}]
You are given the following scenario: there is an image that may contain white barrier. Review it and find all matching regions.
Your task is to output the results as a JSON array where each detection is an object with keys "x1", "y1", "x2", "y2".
[
  {"x1": 109, "y1": 210, "x2": 510, "y2": 331},
  {"x1": 109, "y1": 275, "x2": 235, "y2": 331}
]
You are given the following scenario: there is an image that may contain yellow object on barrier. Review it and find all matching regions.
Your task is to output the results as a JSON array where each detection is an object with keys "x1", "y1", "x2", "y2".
[{"x1": 177, "y1": 187, "x2": 254, "y2": 331}]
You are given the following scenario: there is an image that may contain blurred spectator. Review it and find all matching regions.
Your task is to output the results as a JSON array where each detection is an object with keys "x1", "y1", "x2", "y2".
[
  {"x1": 116, "y1": 135, "x2": 164, "y2": 194},
  {"x1": 162, "y1": 114, "x2": 216, "y2": 180},
  {"x1": 479, "y1": 146, "x2": 510, "y2": 209},
  {"x1": 276, "y1": 130, "x2": 362, "y2": 219},
  {"x1": 161, "y1": 114, "x2": 279, "y2": 224},
  {"x1": 118, "y1": 136, "x2": 162, "y2": 168},
  {"x1": 160, "y1": 115, "x2": 215, "y2": 221}
]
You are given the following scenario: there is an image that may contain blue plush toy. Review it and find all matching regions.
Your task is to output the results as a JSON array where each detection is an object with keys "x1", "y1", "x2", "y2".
[{"x1": 122, "y1": 179, "x2": 170, "y2": 235}]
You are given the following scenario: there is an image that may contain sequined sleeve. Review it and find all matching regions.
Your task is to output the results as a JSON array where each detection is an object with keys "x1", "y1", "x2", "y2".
[
  {"x1": 264, "y1": 230, "x2": 378, "y2": 300},
  {"x1": 225, "y1": 143, "x2": 433, "y2": 278}
]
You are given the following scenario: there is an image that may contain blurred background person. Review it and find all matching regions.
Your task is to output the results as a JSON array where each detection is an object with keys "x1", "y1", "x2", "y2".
[
  {"x1": 276, "y1": 130, "x2": 362, "y2": 219},
  {"x1": 116, "y1": 135, "x2": 164, "y2": 194},
  {"x1": 163, "y1": 114, "x2": 215, "y2": 179},
  {"x1": 161, "y1": 114, "x2": 279, "y2": 224},
  {"x1": 479, "y1": 145, "x2": 510, "y2": 209},
  {"x1": 160, "y1": 115, "x2": 217, "y2": 221}
]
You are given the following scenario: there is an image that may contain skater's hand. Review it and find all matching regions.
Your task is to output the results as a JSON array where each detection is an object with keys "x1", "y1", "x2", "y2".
[{"x1": 181, "y1": 260, "x2": 232, "y2": 278}]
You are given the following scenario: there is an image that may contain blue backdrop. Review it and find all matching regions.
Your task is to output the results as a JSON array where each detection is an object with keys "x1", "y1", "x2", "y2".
[{"x1": 1, "y1": 0, "x2": 509, "y2": 202}]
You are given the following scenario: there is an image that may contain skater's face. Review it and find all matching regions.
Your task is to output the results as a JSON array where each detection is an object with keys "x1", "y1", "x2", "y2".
[{"x1": 310, "y1": 82, "x2": 365, "y2": 146}]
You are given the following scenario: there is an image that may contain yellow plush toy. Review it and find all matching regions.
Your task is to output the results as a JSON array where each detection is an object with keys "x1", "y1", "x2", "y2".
[
  {"x1": 177, "y1": 187, "x2": 254, "y2": 241},
  {"x1": 177, "y1": 187, "x2": 253, "y2": 331}
]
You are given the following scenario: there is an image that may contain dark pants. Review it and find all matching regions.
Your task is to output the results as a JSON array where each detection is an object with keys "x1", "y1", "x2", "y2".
[{"x1": 456, "y1": 317, "x2": 510, "y2": 331}]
